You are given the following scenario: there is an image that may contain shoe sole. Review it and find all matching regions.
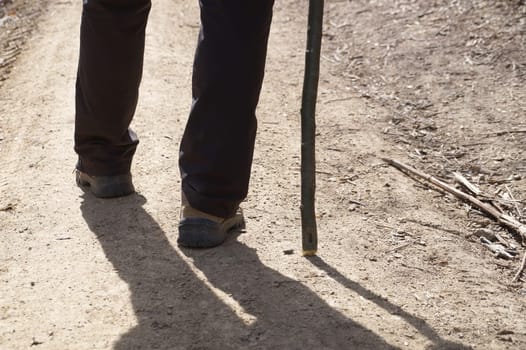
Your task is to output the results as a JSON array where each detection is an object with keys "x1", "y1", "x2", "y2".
[
  {"x1": 76, "y1": 171, "x2": 135, "y2": 198},
  {"x1": 177, "y1": 213, "x2": 245, "y2": 248}
]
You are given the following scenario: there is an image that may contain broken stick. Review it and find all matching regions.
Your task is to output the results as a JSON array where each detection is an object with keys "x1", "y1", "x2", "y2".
[
  {"x1": 383, "y1": 158, "x2": 526, "y2": 244},
  {"x1": 453, "y1": 172, "x2": 482, "y2": 196}
]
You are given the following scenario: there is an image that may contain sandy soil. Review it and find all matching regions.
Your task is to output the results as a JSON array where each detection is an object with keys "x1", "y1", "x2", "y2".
[{"x1": 0, "y1": 0, "x2": 525, "y2": 349}]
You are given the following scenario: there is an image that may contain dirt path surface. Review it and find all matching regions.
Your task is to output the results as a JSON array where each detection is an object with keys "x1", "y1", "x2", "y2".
[{"x1": 1, "y1": 0, "x2": 525, "y2": 349}]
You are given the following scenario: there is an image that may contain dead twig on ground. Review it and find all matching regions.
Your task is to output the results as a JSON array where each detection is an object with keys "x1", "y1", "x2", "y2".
[
  {"x1": 322, "y1": 96, "x2": 359, "y2": 104},
  {"x1": 486, "y1": 129, "x2": 526, "y2": 137},
  {"x1": 513, "y1": 252, "x2": 526, "y2": 282},
  {"x1": 480, "y1": 237, "x2": 517, "y2": 260},
  {"x1": 386, "y1": 242, "x2": 412, "y2": 254},
  {"x1": 453, "y1": 172, "x2": 482, "y2": 196},
  {"x1": 505, "y1": 185, "x2": 523, "y2": 220},
  {"x1": 383, "y1": 158, "x2": 526, "y2": 245},
  {"x1": 403, "y1": 218, "x2": 465, "y2": 236}
]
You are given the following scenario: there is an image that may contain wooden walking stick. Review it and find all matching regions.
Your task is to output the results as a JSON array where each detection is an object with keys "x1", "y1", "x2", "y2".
[{"x1": 301, "y1": 0, "x2": 324, "y2": 256}]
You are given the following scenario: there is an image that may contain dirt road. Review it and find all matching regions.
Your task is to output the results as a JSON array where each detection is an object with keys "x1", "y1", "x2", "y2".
[{"x1": 1, "y1": 0, "x2": 525, "y2": 349}]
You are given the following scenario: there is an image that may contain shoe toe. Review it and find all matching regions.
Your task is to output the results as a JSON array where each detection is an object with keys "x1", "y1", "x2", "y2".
[{"x1": 178, "y1": 218, "x2": 227, "y2": 248}]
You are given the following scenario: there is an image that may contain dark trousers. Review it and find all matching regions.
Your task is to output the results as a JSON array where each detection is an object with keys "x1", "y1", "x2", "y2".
[{"x1": 75, "y1": 0, "x2": 274, "y2": 218}]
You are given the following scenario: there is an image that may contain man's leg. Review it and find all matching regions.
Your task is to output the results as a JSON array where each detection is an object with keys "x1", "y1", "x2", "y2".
[
  {"x1": 75, "y1": 0, "x2": 151, "y2": 179},
  {"x1": 179, "y1": 0, "x2": 275, "y2": 220}
]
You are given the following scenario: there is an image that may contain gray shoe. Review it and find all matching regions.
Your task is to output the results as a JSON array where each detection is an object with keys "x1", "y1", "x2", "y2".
[
  {"x1": 76, "y1": 170, "x2": 135, "y2": 198},
  {"x1": 178, "y1": 202, "x2": 245, "y2": 248}
]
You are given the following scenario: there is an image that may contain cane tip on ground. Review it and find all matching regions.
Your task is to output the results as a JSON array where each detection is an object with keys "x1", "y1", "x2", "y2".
[{"x1": 302, "y1": 250, "x2": 317, "y2": 256}]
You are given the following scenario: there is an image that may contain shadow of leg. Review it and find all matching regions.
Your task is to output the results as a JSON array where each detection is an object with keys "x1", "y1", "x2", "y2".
[
  {"x1": 82, "y1": 193, "x2": 454, "y2": 349},
  {"x1": 182, "y1": 240, "x2": 402, "y2": 349},
  {"x1": 80, "y1": 194, "x2": 249, "y2": 349}
]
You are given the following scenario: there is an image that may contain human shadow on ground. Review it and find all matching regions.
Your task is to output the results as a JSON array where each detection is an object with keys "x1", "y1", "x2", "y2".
[
  {"x1": 308, "y1": 256, "x2": 473, "y2": 350},
  {"x1": 81, "y1": 193, "x2": 423, "y2": 349}
]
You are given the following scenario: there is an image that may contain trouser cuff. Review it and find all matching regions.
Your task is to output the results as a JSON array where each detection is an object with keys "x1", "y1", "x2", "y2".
[
  {"x1": 76, "y1": 158, "x2": 132, "y2": 176},
  {"x1": 182, "y1": 182, "x2": 242, "y2": 219}
]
